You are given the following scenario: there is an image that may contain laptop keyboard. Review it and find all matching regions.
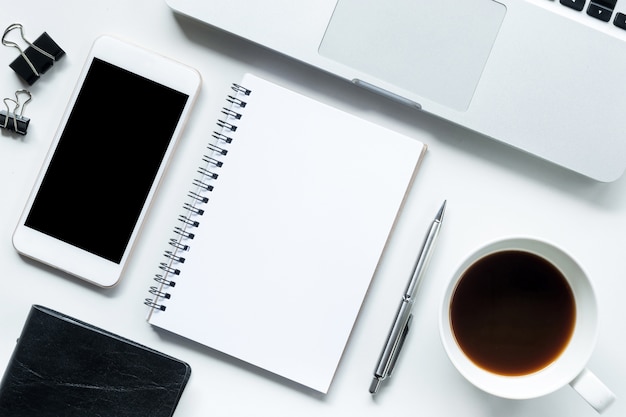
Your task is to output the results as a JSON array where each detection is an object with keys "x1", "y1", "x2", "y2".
[{"x1": 559, "y1": 0, "x2": 626, "y2": 29}]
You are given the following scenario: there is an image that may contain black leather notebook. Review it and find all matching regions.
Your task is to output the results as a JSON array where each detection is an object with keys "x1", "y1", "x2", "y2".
[{"x1": 0, "y1": 305, "x2": 191, "y2": 417}]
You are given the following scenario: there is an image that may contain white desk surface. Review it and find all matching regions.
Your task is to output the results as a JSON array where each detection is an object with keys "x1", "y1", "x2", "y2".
[{"x1": 1, "y1": 1, "x2": 624, "y2": 416}]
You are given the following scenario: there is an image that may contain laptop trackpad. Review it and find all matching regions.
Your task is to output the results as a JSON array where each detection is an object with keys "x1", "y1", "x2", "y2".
[{"x1": 319, "y1": 0, "x2": 506, "y2": 111}]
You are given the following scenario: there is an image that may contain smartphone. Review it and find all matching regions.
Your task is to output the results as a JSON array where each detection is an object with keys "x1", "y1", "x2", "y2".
[{"x1": 13, "y1": 36, "x2": 201, "y2": 287}]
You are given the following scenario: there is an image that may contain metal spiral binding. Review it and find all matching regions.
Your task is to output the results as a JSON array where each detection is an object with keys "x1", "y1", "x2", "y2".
[
  {"x1": 203, "y1": 155, "x2": 223, "y2": 168},
  {"x1": 212, "y1": 132, "x2": 233, "y2": 144},
  {"x1": 169, "y1": 238, "x2": 189, "y2": 252},
  {"x1": 192, "y1": 178, "x2": 214, "y2": 192},
  {"x1": 150, "y1": 286, "x2": 171, "y2": 299},
  {"x1": 232, "y1": 83, "x2": 251, "y2": 96},
  {"x1": 188, "y1": 191, "x2": 208, "y2": 204},
  {"x1": 145, "y1": 81, "x2": 249, "y2": 312},
  {"x1": 145, "y1": 299, "x2": 166, "y2": 311},
  {"x1": 154, "y1": 274, "x2": 176, "y2": 287},
  {"x1": 173, "y1": 226, "x2": 195, "y2": 239},
  {"x1": 216, "y1": 119, "x2": 237, "y2": 132},
  {"x1": 178, "y1": 214, "x2": 200, "y2": 228},
  {"x1": 183, "y1": 202, "x2": 204, "y2": 215},
  {"x1": 164, "y1": 251, "x2": 185, "y2": 263},
  {"x1": 221, "y1": 107, "x2": 242, "y2": 120},
  {"x1": 207, "y1": 142, "x2": 228, "y2": 155},
  {"x1": 198, "y1": 166, "x2": 218, "y2": 180},
  {"x1": 159, "y1": 262, "x2": 180, "y2": 275},
  {"x1": 226, "y1": 95, "x2": 246, "y2": 108}
]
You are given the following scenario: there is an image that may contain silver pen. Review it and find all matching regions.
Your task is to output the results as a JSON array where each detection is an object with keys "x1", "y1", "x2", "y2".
[{"x1": 369, "y1": 200, "x2": 446, "y2": 394}]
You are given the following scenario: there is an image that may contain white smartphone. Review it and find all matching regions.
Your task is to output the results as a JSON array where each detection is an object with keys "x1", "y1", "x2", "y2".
[{"x1": 13, "y1": 36, "x2": 201, "y2": 287}]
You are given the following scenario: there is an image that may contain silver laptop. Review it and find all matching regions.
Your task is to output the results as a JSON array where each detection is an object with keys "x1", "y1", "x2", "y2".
[{"x1": 167, "y1": 0, "x2": 626, "y2": 182}]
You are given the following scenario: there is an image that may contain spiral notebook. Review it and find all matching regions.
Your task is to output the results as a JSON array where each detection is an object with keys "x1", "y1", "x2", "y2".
[{"x1": 145, "y1": 73, "x2": 427, "y2": 393}]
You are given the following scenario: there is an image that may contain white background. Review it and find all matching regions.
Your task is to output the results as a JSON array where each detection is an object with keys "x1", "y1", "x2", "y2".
[{"x1": 1, "y1": 1, "x2": 624, "y2": 416}]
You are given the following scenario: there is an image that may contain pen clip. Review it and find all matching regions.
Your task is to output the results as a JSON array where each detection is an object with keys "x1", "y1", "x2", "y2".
[{"x1": 388, "y1": 314, "x2": 413, "y2": 377}]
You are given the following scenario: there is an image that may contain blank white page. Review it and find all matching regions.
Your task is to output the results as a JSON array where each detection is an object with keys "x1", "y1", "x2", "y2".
[{"x1": 147, "y1": 73, "x2": 426, "y2": 393}]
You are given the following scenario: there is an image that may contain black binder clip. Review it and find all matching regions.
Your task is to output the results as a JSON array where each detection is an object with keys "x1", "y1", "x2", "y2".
[
  {"x1": 2, "y1": 23, "x2": 65, "y2": 85},
  {"x1": 1, "y1": 90, "x2": 32, "y2": 135}
]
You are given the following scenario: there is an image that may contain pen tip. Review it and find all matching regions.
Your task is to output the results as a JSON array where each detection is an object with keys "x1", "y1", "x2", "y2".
[
  {"x1": 369, "y1": 377, "x2": 382, "y2": 394},
  {"x1": 436, "y1": 200, "x2": 447, "y2": 221}
]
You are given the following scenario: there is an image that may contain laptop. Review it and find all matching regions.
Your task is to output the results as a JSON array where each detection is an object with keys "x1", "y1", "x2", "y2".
[{"x1": 166, "y1": 0, "x2": 626, "y2": 182}]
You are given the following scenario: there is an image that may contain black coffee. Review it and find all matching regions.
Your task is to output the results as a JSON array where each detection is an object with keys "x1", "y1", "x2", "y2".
[{"x1": 450, "y1": 250, "x2": 576, "y2": 376}]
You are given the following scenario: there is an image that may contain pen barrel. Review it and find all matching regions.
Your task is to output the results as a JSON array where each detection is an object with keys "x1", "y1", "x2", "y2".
[
  {"x1": 374, "y1": 299, "x2": 413, "y2": 378},
  {"x1": 405, "y1": 220, "x2": 441, "y2": 297}
]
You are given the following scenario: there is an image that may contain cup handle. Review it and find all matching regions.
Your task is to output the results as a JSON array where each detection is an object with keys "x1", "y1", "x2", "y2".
[{"x1": 570, "y1": 368, "x2": 616, "y2": 413}]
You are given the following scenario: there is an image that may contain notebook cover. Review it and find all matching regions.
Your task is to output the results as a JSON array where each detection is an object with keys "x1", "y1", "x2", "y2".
[{"x1": 0, "y1": 305, "x2": 190, "y2": 417}]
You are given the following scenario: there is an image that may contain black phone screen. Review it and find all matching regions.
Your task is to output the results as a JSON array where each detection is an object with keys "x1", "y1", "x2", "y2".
[{"x1": 25, "y1": 58, "x2": 189, "y2": 264}]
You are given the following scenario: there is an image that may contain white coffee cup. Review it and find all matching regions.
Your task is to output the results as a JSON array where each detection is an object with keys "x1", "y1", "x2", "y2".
[{"x1": 439, "y1": 237, "x2": 615, "y2": 413}]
